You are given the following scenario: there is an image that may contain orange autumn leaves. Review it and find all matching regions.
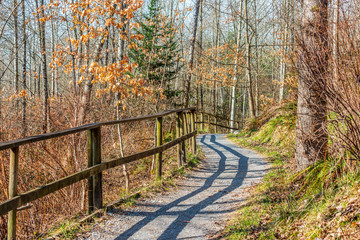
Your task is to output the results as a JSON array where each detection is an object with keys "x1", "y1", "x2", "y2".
[
  {"x1": 88, "y1": 59, "x2": 153, "y2": 100},
  {"x1": 42, "y1": 0, "x2": 157, "y2": 105}
]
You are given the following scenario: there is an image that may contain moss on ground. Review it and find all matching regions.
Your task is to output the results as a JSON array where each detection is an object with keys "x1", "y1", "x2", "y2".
[{"x1": 224, "y1": 105, "x2": 360, "y2": 239}]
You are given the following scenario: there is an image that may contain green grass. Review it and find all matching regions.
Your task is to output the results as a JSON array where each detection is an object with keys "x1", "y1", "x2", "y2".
[
  {"x1": 224, "y1": 134, "x2": 289, "y2": 239},
  {"x1": 224, "y1": 108, "x2": 360, "y2": 239},
  {"x1": 44, "y1": 218, "x2": 83, "y2": 239}
]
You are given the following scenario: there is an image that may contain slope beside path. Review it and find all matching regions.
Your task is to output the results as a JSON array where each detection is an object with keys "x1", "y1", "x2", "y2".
[{"x1": 83, "y1": 134, "x2": 268, "y2": 240}]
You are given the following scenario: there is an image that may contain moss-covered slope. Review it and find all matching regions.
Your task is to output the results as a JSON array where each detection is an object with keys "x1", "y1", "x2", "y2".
[{"x1": 223, "y1": 103, "x2": 360, "y2": 240}]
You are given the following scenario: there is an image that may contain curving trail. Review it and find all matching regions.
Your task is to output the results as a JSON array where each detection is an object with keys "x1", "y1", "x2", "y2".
[{"x1": 84, "y1": 134, "x2": 268, "y2": 240}]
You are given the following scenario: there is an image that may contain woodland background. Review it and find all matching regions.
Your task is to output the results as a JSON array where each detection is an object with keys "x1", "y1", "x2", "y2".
[{"x1": 1, "y1": 0, "x2": 360, "y2": 238}]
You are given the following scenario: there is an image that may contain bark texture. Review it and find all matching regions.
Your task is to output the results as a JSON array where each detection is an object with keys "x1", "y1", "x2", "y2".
[{"x1": 295, "y1": 0, "x2": 328, "y2": 170}]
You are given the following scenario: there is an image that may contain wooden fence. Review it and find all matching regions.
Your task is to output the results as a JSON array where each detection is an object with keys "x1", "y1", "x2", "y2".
[
  {"x1": 0, "y1": 107, "x2": 197, "y2": 240},
  {"x1": 197, "y1": 112, "x2": 243, "y2": 132},
  {"x1": 0, "y1": 107, "x2": 243, "y2": 239}
]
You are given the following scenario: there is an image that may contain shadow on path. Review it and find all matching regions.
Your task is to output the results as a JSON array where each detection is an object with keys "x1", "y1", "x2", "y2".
[{"x1": 114, "y1": 134, "x2": 260, "y2": 239}]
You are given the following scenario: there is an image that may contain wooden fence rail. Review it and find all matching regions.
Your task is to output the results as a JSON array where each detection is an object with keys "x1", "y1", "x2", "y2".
[
  {"x1": 197, "y1": 111, "x2": 244, "y2": 132},
  {"x1": 0, "y1": 107, "x2": 196, "y2": 240},
  {"x1": 0, "y1": 107, "x2": 244, "y2": 239}
]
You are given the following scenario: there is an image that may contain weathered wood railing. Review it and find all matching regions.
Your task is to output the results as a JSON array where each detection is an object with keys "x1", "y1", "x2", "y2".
[
  {"x1": 0, "y1": 107, "x2": 197, "y2": 239},
  {"x1": 197, "y1": 111, "x2": 244, "y2": 132}
]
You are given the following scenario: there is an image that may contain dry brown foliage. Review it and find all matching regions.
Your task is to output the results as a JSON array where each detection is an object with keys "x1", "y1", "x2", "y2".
[
  {"x1": 293, "y1": 0, "x2": 360, "y2": 165},
  {"x1": 0, "y1": 92, "x2": 181, "y2": 238}
]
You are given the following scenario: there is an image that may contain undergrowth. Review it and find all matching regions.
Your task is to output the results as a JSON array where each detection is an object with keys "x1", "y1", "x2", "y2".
[{"x1": 224, "y1": 104, "x2": 360, "y2": 239}]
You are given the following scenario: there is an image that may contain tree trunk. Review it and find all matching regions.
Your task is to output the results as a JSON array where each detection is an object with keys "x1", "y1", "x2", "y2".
[
  {"x1": 66, "y1": 19, "x2": 77, "y2": 96},
  {"x1": 21, "y1": 0, "x2": 27, "y2": 136},
  {"x1": 37, "y1": 65, "x2": 41, "y2": 97},
  {"x1": 51, "y1": 20, "x2": 55, "y2": 97},
  {"x1": 242, "y1": 88, "x2": 247, "y2": 124},
  {"x1": 78, "y1": 8, "x2": 116, "y2": 124},
  {"x1": 36, "y1": 0, "x2": 49, "y2": 133},
  {"x1": 116, "y1": 3, "x2": 129, "y2": 192},
  {"x1": 116, "y1": 94, "x2": 129, "y2": 193},
  {"x1": 254, "y1": 0, "x2": 259, "y2": 116},
  {"x1": 41, "y1": 0, "x2": 49, "y2": 133},
  {"x1": 230, "y1": 0, "x2": 243, "y2": 132},
  {"x1": 199, "y1": 0, "x2": 204, "y2": 112},
  {"x1": 332, "y1": 0, "x2": 339, "y2": 81},
  {"x1": 279, "y1": 0, "x2": 289, "y2": 102},
  {"x1": 295, "y1": 0, "x2": 328, "y2": 170},
  {"x1": 244, "y1": 0, "x2": 256, "y2": 118},
  {"x1": 13, "y1": 0, "x2": 19, "y2": 95},
  {"x1": 183, "y1": 0, "x2": 201, "y2": 107},
  {"x1": 216, "y1": 0, "x2": 222, "y2": 116}
]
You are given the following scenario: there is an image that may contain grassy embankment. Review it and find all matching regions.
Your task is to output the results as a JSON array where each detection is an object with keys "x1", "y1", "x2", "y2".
[{"x1": 224, "y1": 103, "x2": 360, "y2": 239}]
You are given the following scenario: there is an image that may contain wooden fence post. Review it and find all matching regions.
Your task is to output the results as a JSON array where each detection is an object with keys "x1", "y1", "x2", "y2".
[
  {"x1": 185, "y1": 112, "x2": 189, "y2": 135},
  {"x1": 8, "y1": 147, "x2": 19, "y2": 240},
  {"x1": 189, "y1": 112, "x2": 193, "y2": 151},
  {"x1": 188, "y1": 112, "x2": 192, "y2": 148},
  {"x1": 155, "y1": 117, "x2": 163, "y2": 180},
  {"x1": 215, "y1": 116, "x2": 218, "y2": 133},
  {"x1": 228, "y1": 119, "x2": 231, "y2": 133},
  {"x1": 181, "y1": 112, "x2": 186, "y2": 164},
  {"x1": 87, "y1": 130, "x2": 94, "y2": 213},
  {"x1": 88, "y1": 127, "x2": 102, "y2": 213},
  {"x1": 191, "y1": 110, "x2": 196, "y2": 153},
  {"x1": 200, "y1": 112, "x2": 204, "y2": 131},
  {"x1": 176, "y1": 112, "x2": 182, "y2": 166},
  {"x1": 183, "y1": 112, "x2": 188, "y2": 146},
  {"x1": 188, "y1": 112, "x2": 192, "y2": 145},
  {"x1": 93, "y1": 127, "x2": 102, "y2": 210},
  {"x1": 207, "y1": 114, "x2": 210, "y2": 132}
]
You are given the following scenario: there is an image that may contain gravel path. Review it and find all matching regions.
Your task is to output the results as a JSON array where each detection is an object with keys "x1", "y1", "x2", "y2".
[{"x1": 84, "y1": 134, "x2": 268, "y2": 240}]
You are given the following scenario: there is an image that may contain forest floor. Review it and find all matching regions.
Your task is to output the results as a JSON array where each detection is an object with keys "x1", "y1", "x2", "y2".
[{"x1": 79, "y1": 134, "x2": 268, "y2": 240}]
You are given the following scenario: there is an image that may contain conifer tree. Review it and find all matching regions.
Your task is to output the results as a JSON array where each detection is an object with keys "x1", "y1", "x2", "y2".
[{"x1": 129, "y1": 0, "x2": 181, "y2": 99}]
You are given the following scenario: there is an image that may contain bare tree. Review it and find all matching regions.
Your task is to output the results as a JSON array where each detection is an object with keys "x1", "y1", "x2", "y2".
[
  {"x1": 21, "y1": 0, "x2": 27, "y2": 136},
  {"x1": 36, "y1": 0, "x2": 49, "y2": 132},
  {"x1": 295, "y1": 0, "x2": 329, "y2": 170},
  {"x1": 13, "y1": 0, "x2": 19, "y2": 94},
  {"x1": 244, "y1": 0, "x2": 256, "y2": 118},
  {"x1": 184, "y1": 0, "x2": 201, "y2": 107},
  {"x1": 279, "y1": 0, "x2": 289, "y2": 102},
  {"x1": 230, "y1": 0, "x2": 243, "y2": 131},
  {"x1": 332, "y1": 0, "x2": 339, "y2": 82}
]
